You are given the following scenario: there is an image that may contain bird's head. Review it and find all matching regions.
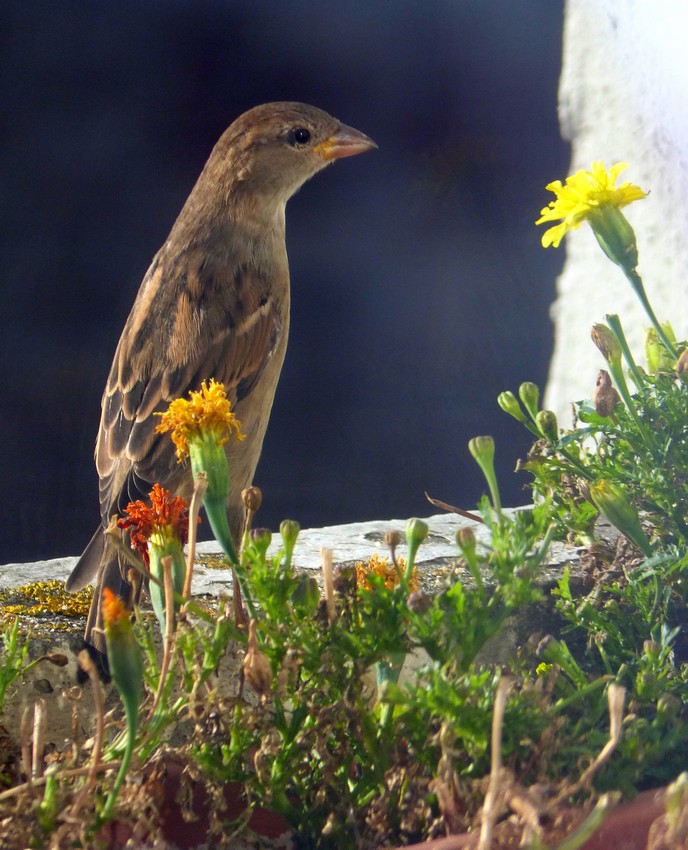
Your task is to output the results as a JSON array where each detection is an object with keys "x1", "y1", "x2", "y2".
[{"x1": 202, "y1": 102, "x2": 377, "y2": 214}]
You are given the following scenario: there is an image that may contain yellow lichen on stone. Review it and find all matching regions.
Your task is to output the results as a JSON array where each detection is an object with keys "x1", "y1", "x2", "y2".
[
  {"x1": 195, "y1": 554, "x2": 231, "y2": 570},
  {"x1": 0, "y1": 580, "x2": 93, "y2": 623}
]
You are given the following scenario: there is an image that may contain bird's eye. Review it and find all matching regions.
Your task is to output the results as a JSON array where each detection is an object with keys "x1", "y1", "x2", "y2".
[{"x1": 288, "y1": 127, "x2": 312, "y2": 146}]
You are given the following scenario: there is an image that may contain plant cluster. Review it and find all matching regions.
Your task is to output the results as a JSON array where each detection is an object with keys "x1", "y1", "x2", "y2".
[{"x1": 2, "y1": 162, "x2": 688, "y2": 849}]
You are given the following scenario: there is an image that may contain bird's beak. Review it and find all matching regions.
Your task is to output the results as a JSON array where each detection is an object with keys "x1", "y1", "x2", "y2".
[{"x1": 314, "y1": 123, "x2": 377, "y2": 161}]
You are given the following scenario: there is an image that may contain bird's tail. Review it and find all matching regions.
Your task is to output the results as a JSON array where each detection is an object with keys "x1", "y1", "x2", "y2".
[{"x1": 67, "y1": 527, "x2": 133, "y2": 677}]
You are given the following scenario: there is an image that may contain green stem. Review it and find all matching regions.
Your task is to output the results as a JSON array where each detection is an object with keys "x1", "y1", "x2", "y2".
[
  {"x1": 598, "y1": 331, "x2": 653, "y2": 447},
  {"x1": 377, "y1": 652, "x2": 405, "y2": 729},
  {"x1": 559, "y1": 448, "x2": 594, "y2": 481},
  {"x1": 625, "y1": 269, "x2": 678, "y2": 358},
  {"x1": 605, "y1": 313, "x2": 646, "y2": 389},
  {"x1": 554, "y1": 675, "x2": 609, "y2": 712},
  {"x1": 404, "y1": 519, "x2": 428, "y2": 584},
  {"x1": 550, "y1": 793, "x2": 617, "y2": 850},
  {"x1": 100, "y1": 706, "x2": 136, "y2": 821},
  {"x1": 204, "y1": 495, "x2": 257, "y2": 619}
]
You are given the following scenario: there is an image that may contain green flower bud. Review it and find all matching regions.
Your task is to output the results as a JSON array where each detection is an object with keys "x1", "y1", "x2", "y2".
[
  {"x1": 456, "y1": 525, "x2": 483, "y2": 590},
  {"x1": 280, "y1": 519, "x2": 300, "y2": 569},
  {"x1": 589, "y1": 480, "x2": 653, "y2": 557},
  {"x1": 497, "y1": 391, "x2": 527, "y2": 423},
  {"x1": 100, "y1": 589, "x2": 144, "y2": 820},
  {"x1": 518, "y1": 382, "x2": 540, "y2": 421},
  {"x1": 456, "y1": 526, "x2": 476, "y2": 560},
  {"x1": 468, "y1": 435, "x2": 495, "y2": 465},
  {"x1": 249, "y1": 527, "x2": 273, "y2": 558},
  {"x1": 645, "y1": 324, "x2": 676, "y2": 374},
  {"x1": 664, "y1": 774, "x2": 688, "y2": 827},
  {"x1": 102, "y1": 589, "x2": 143, "y2": 725},
  {"x1": 280, "y1": 519, "x2": 301, "y2": 549},
  {"x1": 643, "y1": 640, "x2": 661, "y2": 661},
  {"x1": 291, "y1": 575, "x2": 320, "y2": 610},
  {"x1": 588, "y1": 205, "x2": 639, "y2": 271},
  {"x1": 404, "y1": 518, "x2": 428, "y2": 583},
  {"x1": 406, "y1": 518, "x2": 429, "y2": 549},
  {"x1": 657, "y1": 693, "x2": 681, "y2": 721},
  {"x1": 468, "y1": 436, "x2": 501, "y2": 512},
  {"x1": 535, "y1": 409, "x2": 558, "y2": 442}
]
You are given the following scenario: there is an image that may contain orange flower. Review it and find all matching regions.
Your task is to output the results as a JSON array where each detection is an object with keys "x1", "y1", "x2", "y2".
[
  {"x1": 355, "y1": 553, "x2": 420, "y2": 593},
  {"x1": 155, "y1": 378, "x2": 244, "y2": 462},
  {"x1": 117, "y1": 483, "x2": 192, "y2": 563},
  {"x1": 101, "y1": 587, "x2": 129, "y2": 626}
]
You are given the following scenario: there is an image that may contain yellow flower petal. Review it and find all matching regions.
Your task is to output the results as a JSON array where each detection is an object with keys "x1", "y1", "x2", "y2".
[
  {"x1": 355, "y1": 553, "x2": 420, "y2": 593},
  {"x1": 155, "y1": 379, "x2": 245, "y2": 461},
  {"x1": 536, "y1": 162, "x2": 647, "y2": 248}
]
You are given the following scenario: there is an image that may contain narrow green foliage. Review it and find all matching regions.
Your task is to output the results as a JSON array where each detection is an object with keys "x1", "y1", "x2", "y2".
[{"x1": 0, "y1": 619, "x2": 30, "y2": 713}]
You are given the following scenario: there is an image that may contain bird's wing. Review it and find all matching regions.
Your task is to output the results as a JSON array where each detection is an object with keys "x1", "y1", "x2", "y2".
[{"x1": 95, "y1": 246, "x2": 283, "y2": 522}]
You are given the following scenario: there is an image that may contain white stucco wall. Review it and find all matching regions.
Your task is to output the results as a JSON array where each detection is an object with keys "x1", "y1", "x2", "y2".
[{"x1": 545, "y1": 0, "x2": 688, "y2": 422}]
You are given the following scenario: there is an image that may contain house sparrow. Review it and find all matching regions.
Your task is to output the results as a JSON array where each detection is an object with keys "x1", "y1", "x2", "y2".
[{"x1": 66, "y1": 102, "x2": 375, "y2": 660}]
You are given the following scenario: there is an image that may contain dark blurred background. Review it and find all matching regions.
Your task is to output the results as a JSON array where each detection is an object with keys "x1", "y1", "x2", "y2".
[{"x1": 0, "y1": 1, "x2": 568, "y2": 563}]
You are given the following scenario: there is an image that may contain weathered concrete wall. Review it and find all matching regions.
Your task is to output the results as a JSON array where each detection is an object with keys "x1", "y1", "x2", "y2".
[{"x1": 545, "y1": 0, "x2": 688, "y2": 422}]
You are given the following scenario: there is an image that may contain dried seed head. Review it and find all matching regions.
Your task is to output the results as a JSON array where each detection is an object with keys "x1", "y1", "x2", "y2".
[
  {"x1": 407, "y1": 589, "x2": 432, "y2": 615},
  {"x1": 591, "y1": 324, "x2": 622, "y2": 367},
  {"x1": 593, "y1": 369, "x2": 622, "y2": 417},
  {"x1": 676, "y1": 348, "x2": 688, "y2": 378},
  {"x1": 333, "y1": 563, "x2": 357, "y2": 596},
  {"x1": 384, "y1": 530, "x2": 402, "y2": 551},
  {"x1": 577, "y1": 478, "x2": 592, "y2": 503},
  {"x1": 242, "y1": 620, "x2": 272, "y2": 700},
  {"x1": 242, "y1": 486, "x2": 263, "y2": 513}
]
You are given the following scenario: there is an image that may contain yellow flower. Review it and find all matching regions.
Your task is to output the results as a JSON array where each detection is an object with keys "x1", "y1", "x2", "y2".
[
  {"x1": 355, "y1": 553, "x2": 420, "y2": 593},
  {"x1": 536, "y1": 162, "x2": 647, "y2": 249},
  {"x1": 155, "y1": 378, "x2": 245, "y2": 462}
]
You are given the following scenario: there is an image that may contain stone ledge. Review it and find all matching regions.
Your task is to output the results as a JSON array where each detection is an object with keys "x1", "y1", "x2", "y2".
[
  {"x1": 0, "y1": 510, "x2": 587, "y2": 747},
  {"x1": 0, "y1": 509, "x2": 582, "y2": 594}
]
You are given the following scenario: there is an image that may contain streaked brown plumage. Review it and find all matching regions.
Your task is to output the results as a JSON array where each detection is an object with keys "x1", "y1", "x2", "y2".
[{"x1": 66, "y1": 102, "x2": 375, "y2": 661}]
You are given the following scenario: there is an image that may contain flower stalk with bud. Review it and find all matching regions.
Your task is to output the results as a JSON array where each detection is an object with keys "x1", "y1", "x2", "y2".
[
  {"x1": 118, "y1": 483, "x2": 191, "y2": 635},
  {"x1": 589, "y1": 480, "x2": 653, "y2": 558},
  {"x1": 469, "y1": 436, "x2": 501, "y2": 513},
  {"x1": 100, "y1": 589, "x2": 143, "y2": 821},
  {"x1": 155, "y1": 378, "x2": 256, "y2": 618}
]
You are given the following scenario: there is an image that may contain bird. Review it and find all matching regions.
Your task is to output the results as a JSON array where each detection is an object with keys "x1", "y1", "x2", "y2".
[{"x1": 65, "y1": 102, "x2": 376, "y2": 664}]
